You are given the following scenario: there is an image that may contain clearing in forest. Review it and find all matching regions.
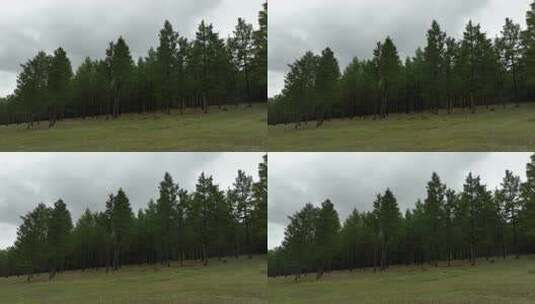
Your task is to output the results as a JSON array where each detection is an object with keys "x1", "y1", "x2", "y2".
[
  {"x1": 268, "y1": 255, "x2": 535, "y2": 304},
  {"x1": 267, "y1": 104, "x2": 535, "y2": 151},
  {"x1": 0, "y1": 104, "x2": 266, "y2": 151},
  {"x1": 0, "y1": 255, "x2": 267, "y2": 304}
]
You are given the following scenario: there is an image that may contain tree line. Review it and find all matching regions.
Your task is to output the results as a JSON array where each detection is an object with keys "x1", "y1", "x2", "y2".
[
  {"x1": 268, "y1": 154, "x2": 535, "y2": 279},
  {"x1": 0, "y1": 156, "x2": 267, "y2": 281},
  {"x1": 268, "y1": 2, "x2": 535, "y2": 125},
  {"x1": 0, "y1": 3, "x2": 267, "y2": 127}
]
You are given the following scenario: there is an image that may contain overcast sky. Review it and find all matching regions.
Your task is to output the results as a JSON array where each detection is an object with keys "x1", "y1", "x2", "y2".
[
  {"x1": 269, "y1": 0, "x2": 533, "y2": 97},
  {"x1": 268, "y1": 153, "x2": 533, "y2": 250},
  {"x1": 0, "y1": 152, "x2": 263, "y2": 249},
  {"x1": 0, "y1": 0, "x2": 264, "y2": 97}
]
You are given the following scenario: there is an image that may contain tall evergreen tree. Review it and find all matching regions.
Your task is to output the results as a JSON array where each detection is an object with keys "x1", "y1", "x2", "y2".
[
  {"x1": 107, "y1": 37, "x2": 134, "y2": 118},
  {"x1": 47, "y1": 199, "x2": 73, "y2": 279},
  {"x1": 315, "y1": 48, "x2": 341, "y2": 120},
  {"x1": 252, "y1": 155, "x2": 268, "y2": 253},
  {"x1": 314, "y1": 199, "x2": 340, "y2": 279},
  {"x1": 156, "y1": 21, "x2": 179, "y2": 113},
  {"x1": 521, "y1": 154, "x2": 535, "y2": 249},
  {"x1": 156, "y1": 172, "x2": 179, "y2": 265},
  {"x1": 423, "y1": 173, "x2": 446, "y2": 265},
  {"x1": 229, "y1": 18, "x2": 255, "y2": 103},
  {"x1": 282, "y1": 203, "x2": 319, "y2": 280},
  {"x1": 47, "y1": 47, "x2": 73, "y2": 126},
  {"x1": 106, "y1": 189, "x2": 134, "y2": 270},
  {"x1": 230, "y1": 170, "x2": 254, "y2": 258},
  {"x1": 373, "y1": 37, "x2": 402, "y2": 118},
  {"x1": 523, "y1": 1, "x2": 535, "y2": 96},
  {"x1": 373, "y1": 189, "x2": 402, "y2": 270},
  {"x1": 14, "y1": 203, "x2": 51, "y2": 281},
  {"x1": 497, "y1": 18, "x2": 522, "y2": 104},
  {"x1": 423, "y1": 21, "x2": 447, "y2": 113},
  {"x1": 500, "y1": 170, "x2": 522, "y2": 257}
]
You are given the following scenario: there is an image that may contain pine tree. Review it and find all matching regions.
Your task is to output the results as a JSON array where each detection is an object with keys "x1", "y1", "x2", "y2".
[
  {"x1": 373, "y1": 189, "x2": 402, "y2": 270},
  {"x1": 283, "y1": 203, "x2": 320, "y2": 280},
  {"x1": 47, "y1": 47, "x2": 73, "y2": 126},
  {"x1": 314, "y1": 199, "x2": 340, "y2": 279},
  {"x1": 191, "y1": 21, "x2": 212, "y2": 113},
  {"x1": 423, "y1": 173, "x2": 446, "y2": 266},
  {"x1": 499, "y1": 170, "x2": 522, "y2": 257},
  {"x1": 252, "y1": 155, "x2": 267, "y2": 253},
  {"x1": 231, "y1": 170, "x2": 254, "y2": 258},
  {"x1": 444, "y1": 38, "x2": 459, "y2": 113},
  {"x1": 106, "y1": 189, "x2": 134, "y2": 270},
  {"x1": 14, "y1": 203, "x2": 51, "y2": 281},
  {"x1": 523, "y1": 1, "x2": 535, "y2": 96},
  {"x1": 73, "y1": 209, "x2": 99, "y2": 271},
  {"x1": 521, "y1": 154, "x2": 535, "y2": 249},
  {"x1": 497, "y1": 18, "x2": 522, "y2": 104},
  {"x1": 156, "y1": 21, "x2": 179, "y2": 113},
  {"x1": 156, "y1": 172, "x2": 179, "y2": 266},
  {"x1": 444, "y1": 189, "x2": 458, "y2": 265},
  {"x1": 47, "y1": 199, "x2": 73, "y2": 279},
  {"x1": 373, "y1": 37, "x2": 402, "y2": 118},
  {"x1": 252, "y1": 2, "x2": 267, "y2": 100},
  {"x1": 229, "y1": 18, "x2": 255, "y2": 103},
  {"x1": 315, "y1": 48, "x2": 341, "y2": 120},
  {"x1": 193, "y1": 173, "x2": 214, "y2": 265},
  {"x1": 73, "y1": 57, "x2": 96, "y2": 119},
  {"x1": 423, "y1": 21, "x2": 447, "y2": 113},
  {"x1": 107, "y1": 37, "x2": 134, "y2": 118},
  {"x1": 15, "y1": 51, "x2": 52, "y2": 128}
]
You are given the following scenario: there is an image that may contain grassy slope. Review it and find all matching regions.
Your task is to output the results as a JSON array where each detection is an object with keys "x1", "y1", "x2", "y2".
[
  {"x1": 0, "y1": 104, "x2": 266, "y2": 152},
  {"x1": 268, "y1": 103, "x2": 535, "y2": 151},
  {"x1": 268, "y1": 256, "x2": 535, "y2": 304},
  {"x1": 0, "y1": 255, "x2": 267, "y2": 304}
]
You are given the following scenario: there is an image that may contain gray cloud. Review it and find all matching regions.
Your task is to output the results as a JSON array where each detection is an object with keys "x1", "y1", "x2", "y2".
[
  {"x1": 268, "y1": 0, "x2": 532, "y2": 97},
  {"x1": 268, "y1": 153, "x2": 532, "y2": 249},
  {"x1": 0, "y1": 0, "x2": 263, "y2": 97},
  {"x1": 0, "y1": 152, "x2": 264, "y2": 249}
]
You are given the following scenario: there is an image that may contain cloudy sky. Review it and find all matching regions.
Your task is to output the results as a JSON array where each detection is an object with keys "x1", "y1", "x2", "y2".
[
  {"x1": 268, "y1": 153, "x2": 533, "y2": 249},
  {"x1": 0, "y1": 0, "x2": 264, "y2": 97},
  {"x1": 269, "y1": 0, "x2": 533, "y2": 97},
  {"x1": 0, "y1": 152, "x2": 264, "y2": 249}
]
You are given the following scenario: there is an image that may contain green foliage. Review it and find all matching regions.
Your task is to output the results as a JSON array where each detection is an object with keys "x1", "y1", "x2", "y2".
[
  {"x1": 47, "y1": 199, "x2": 73, "y2": 278},
  {"x1": 269, "y1": 9, "x2": 535, "y2": 125},
  {"x1": 1, "y1": 156, "x2": 267, "y2": 280},
  {"x1": 269, "y1": 154, "x2": 535, "y2": 278},
  {"x1": 0, "y1": 3, "x2": 267, "y2": 127},
  {"x1": 252, "y1": 155, "x2": 268, "y2": 253}
]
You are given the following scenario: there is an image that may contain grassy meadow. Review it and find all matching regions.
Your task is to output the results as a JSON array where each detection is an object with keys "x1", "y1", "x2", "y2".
[
  {"x1": 0, "y1": 255, "x2": 267, "y2": 304},
  {"x1": 268, "y1": 103, "x2": 535, "y2": 151},
  {"x1": 0, "y1": 103, "x2": 266, "y2": 151},
  {"x1": 268, "y1": 255, "x2": 535, "y2": 304}
]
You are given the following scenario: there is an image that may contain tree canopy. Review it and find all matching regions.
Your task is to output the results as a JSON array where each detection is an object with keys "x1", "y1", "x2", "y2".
[
  {"x1": 0, "y1": 2, "x2": 267, "y2": 127},
  {"x1": 0, "y1": 156, "x2": 267, "y2": 281},
  {"x1": 268, "y1": 154, "x2": 535, "y2": 279},
  {"x1": 269, "y1": 3, "x2": 535, "y2": 125}
]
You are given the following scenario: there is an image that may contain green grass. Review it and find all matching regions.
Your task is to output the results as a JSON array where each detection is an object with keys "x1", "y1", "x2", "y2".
[
  {"x1": 268, "y1": 256, "x2": 535, "y2": 304},
  {"x1": 0, "y1": 104, "x2": 266, "y2": 151},
  {"x1": 268, "y1": 103, "x2": 535, "y2": 151},
  {"x1": 0, "y1": 255, "x2": 267, "y2": 304}
]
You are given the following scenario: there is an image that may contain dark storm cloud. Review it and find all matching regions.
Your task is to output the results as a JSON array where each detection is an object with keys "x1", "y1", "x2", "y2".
[
  {"x1": 0, "y1": 153, "x2": 264, "y2": 249},
  {"x1": 268, "y1": 153, "x2": 532, "y2": 249},
  {"x1": 268, "y1": 0, "x2": 533, "y2": 97},
  {"x1": 0, "y1": 0, "x2": 263, "y2": 97}
]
